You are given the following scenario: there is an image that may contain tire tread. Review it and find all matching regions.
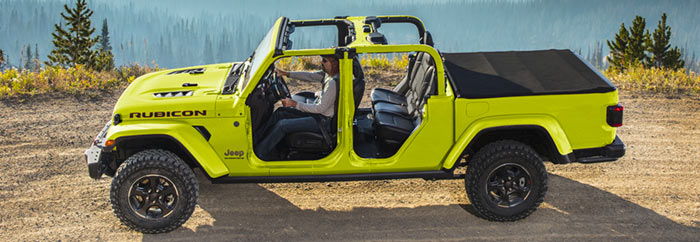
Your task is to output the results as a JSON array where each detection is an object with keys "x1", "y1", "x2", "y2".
[
  {"x1": 465, "y1": 140, "x2": 548, "y2": 221},
  {"x1": 110, "y1": 149, "x2": 198, "y2": 234}
]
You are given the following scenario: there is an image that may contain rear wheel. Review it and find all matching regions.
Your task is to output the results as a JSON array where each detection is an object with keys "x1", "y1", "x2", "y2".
[
  {"x1": 465, "y1": 140, "x2": 547, "y2": 221},
  {"x1": 110, "y1": 149, "x2": 198, "y2": 233}
]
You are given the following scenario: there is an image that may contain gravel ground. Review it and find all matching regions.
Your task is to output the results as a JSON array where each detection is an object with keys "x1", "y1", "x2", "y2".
[{"x1": 0, "y1": 87, "x2": 699, "y2": 241}]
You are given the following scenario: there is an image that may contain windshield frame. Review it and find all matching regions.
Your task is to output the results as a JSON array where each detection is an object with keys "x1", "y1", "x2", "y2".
[{"x1": 238, "y1": 17, "x2": 286, "y2": 93}]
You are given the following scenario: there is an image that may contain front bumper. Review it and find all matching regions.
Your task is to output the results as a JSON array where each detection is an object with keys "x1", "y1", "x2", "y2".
[
  {"x1": 85, "y1": 145, "x2": 103, "y2": 179},
  {"x1": 574, "y1": 135, "x2": 626, "y2": 163},
  {"x1": 85, "y1": 122, "x2": 111, "y2": 179}
]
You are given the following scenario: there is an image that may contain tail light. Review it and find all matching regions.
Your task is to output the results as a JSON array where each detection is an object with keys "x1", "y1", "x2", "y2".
[{"x1": 607, "y1": 104, "x2": 624, "y2": 127}]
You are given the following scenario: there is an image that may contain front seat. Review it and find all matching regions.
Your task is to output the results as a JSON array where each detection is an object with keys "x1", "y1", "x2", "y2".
[{"x1": 283, "y1": 56, "x2": 365, "y2": 159}]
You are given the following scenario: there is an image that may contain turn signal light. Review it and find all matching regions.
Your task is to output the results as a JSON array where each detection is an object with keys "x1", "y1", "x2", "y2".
[{"x1": 105, "y1": 140, "x2": 115, "y2": 146}]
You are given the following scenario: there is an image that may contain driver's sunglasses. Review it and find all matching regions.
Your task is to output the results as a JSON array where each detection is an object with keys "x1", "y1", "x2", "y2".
[{"x1": 321, "y1": 58, "x2": 329, "y2": 63}]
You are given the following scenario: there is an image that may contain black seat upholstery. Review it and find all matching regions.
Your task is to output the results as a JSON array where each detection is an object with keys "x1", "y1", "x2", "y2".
[
  {"x1": 373, "y1": 112, "x2": 417, "y2": 149},
  {"x1": 372, "y1": 102, "x2": 409, "y2": 118},
  {"x1": 371, "y1": 52, "x2": 438, "y2": 152},
  {"x1": 372, "y1": 53, "x2": 435, "y2": 117},
  {"x1": 371, "y1": 52, "x2": 431, "y2": 106},
  {"x1": 370, "y1": 87, "x2": 407, "y2": 106}
]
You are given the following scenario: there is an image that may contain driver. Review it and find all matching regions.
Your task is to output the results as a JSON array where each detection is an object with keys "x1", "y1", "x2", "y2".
[{"x1": 254, "y1": 54, "x2": 340, "y2": 160}]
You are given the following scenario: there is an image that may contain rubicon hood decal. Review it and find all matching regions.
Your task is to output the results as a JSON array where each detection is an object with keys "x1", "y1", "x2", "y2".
[{"x1": 129, "y1": 110, "x2": 207, "y2": 118}]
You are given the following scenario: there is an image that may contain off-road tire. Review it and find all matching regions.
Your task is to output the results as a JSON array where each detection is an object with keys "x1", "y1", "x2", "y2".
[
  {"x1": 465, "y1": 140, "x2": 547, "y2": 221},
  {"x1": 110, "y1": 149, "x2": 198, "y2": 233}
]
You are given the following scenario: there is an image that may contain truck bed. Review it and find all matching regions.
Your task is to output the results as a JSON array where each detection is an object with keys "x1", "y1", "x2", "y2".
[{"x1": 443, "y1": 49, "x2": 616, "y2": 98}]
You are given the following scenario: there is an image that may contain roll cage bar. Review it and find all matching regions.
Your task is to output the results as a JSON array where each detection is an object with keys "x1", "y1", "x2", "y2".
[{"x1": 274, "y1": 15, "x2": 434, "y2": 56}]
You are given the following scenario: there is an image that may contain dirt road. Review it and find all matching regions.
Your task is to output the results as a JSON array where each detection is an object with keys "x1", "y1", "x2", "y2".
[{"x1": 0, "y1": 91, "x2": 699, "y2": 241}]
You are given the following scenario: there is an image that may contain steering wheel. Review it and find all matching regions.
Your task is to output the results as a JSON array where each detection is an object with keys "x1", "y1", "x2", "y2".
[{"x1": 271, "y1": 67, "x2": 291, "y2": 100}]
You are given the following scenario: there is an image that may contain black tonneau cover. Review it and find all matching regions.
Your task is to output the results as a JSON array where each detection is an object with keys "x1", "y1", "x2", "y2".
[{"x1": 443, "y1": 49, "x2": 616, "y2": 98}]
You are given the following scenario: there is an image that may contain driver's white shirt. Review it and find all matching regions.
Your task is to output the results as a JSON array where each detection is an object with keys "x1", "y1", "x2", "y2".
[{"x1": 288, "y1": 71, "x2": 338, "y2": 118}]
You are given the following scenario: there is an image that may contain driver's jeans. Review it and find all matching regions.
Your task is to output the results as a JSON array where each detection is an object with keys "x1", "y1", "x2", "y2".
[{"x1": 254, "y1": 107, "x2": 328, "y2": 161}]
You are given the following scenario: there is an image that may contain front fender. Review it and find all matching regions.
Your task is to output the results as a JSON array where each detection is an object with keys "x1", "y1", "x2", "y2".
[
  {"x1": 442, "y1": 114, "x2": 572, "y2": 169},
  {"x1": 106, "y1": 121, "x2": 230, "y2": 178}
]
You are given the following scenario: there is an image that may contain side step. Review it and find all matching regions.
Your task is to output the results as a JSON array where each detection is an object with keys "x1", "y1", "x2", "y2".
[{"x1": 211, "y1": 170, "x2": 463, "y2": 184}]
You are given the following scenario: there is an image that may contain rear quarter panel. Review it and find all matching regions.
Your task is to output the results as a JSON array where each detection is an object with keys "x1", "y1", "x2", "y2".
[{"x1": 444, "y1": 90, "x2": 619, "y2": 168}]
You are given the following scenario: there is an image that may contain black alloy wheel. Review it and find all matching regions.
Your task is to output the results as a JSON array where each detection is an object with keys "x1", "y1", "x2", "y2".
[
  {"x1": 128, "y1": 174, "x2": 179, "y2": 219},
  {"x1": 485, "y1": 163, "x2": 531, "y2": 208},
  {"x1": 465, "y1": 140, "x2": 547, "y2": 221}
]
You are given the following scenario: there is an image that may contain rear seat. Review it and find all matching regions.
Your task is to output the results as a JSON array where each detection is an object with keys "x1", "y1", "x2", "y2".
[
  {"x1": 371, "y1": 53, "x2": 434, "y2": 116},
  {"x1": 370, "y1": 56, "x2": 415, "y2": 106},
  {"x1": 371, "y1": 53, "x2": 428, "y2": 106},
  {"x1": 371, "y1": 52, "x2": 438, "y2": 151}
]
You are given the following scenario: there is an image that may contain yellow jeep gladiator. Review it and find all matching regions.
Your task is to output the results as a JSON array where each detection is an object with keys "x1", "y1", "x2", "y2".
[{"x1": 85, "y1": 15, "x2": 625, "y2": 233}]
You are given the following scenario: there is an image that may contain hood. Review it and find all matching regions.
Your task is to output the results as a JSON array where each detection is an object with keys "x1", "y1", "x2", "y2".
[{"x1": 113, "y1": 63, "x2": 234, "y2": 122}]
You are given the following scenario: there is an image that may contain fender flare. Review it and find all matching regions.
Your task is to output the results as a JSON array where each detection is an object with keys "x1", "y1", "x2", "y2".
[
  {"x1": 442, "y1": 114, "x2": 573, "y2": 169},
  {"x1": 106, "y1": 121, "x2": 229, "y2": 178}
]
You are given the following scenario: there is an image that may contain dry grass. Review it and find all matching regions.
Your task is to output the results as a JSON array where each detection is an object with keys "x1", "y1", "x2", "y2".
[
  {"x1": 605, "y1": 64, "x2": 700, "y2": 96},
  {"x1": 3, "y1": 57, "x2": 699, "y2": 99},
  {"x1": 0, "y1": 64, "x2": 156, "y2": 98},
  {"x1": 276, "y1": 54, "x2": 409, "y2": 72}
]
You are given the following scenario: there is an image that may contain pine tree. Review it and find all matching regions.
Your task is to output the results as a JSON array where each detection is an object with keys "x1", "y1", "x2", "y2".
[
  {"x1": 648, "y1": 13, "x2": 671, "y2": 68},
  {"x1": 626, "y1": 16, "x2": 649, "y2": 67},
  {"x1": 94, "y1": 49, "x2": 114, "y2": 71},
  {"x1": 648, "y1": 13, "x2": 686, "y2": 70},
  {"x1": 607, "y1": 23, "x2": 629, "y2": 70},
  {"x1": 25, "y1": 45, "x2": 32, "y2": 70},
  {"x1": 99, "y1": 18, "x2": 112, "y2": 52},
  {"x1": 606, "y1": 14, "x2": 686, "y2": 71},
  {"x1": 46, "y1": 0, "x2": 100, "y2": 68},
  {"x1": 91, "y1": 18, "x2": 114, "y2": 71},
  {"x1": 34, "y1": 44, "x2": 41, "y2": 71},
  {"x1": 664, "y1": 47, "x2": 684, "y2": 70},
  {"x1": 0, "y1": 49, "x2": 5, "y2": 70},
  {"x1": 19, "y1": 44, "x2": 25, "y2": 71}
]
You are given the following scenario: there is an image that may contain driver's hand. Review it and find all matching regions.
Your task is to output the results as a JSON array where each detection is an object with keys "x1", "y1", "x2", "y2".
[
  {"x1": 281, "y1": 98, "x2": 297, "y2": 107},
  {"x1": 275, "y1": 68, "x2": 289, "y2": 77}
]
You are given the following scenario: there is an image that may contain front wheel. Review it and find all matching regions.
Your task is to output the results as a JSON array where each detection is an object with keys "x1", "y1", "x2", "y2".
[
  {"x1": 110, "y1": 149, "x2": 199, "y2": 233},
  {"x1": 465, "y1": 140, "x2": 547, "y2": 221}
]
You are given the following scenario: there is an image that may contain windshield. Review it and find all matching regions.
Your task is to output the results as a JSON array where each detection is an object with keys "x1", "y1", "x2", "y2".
[{"x1": 241, "y1": 26, "x2": 276, "y2": 89}]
